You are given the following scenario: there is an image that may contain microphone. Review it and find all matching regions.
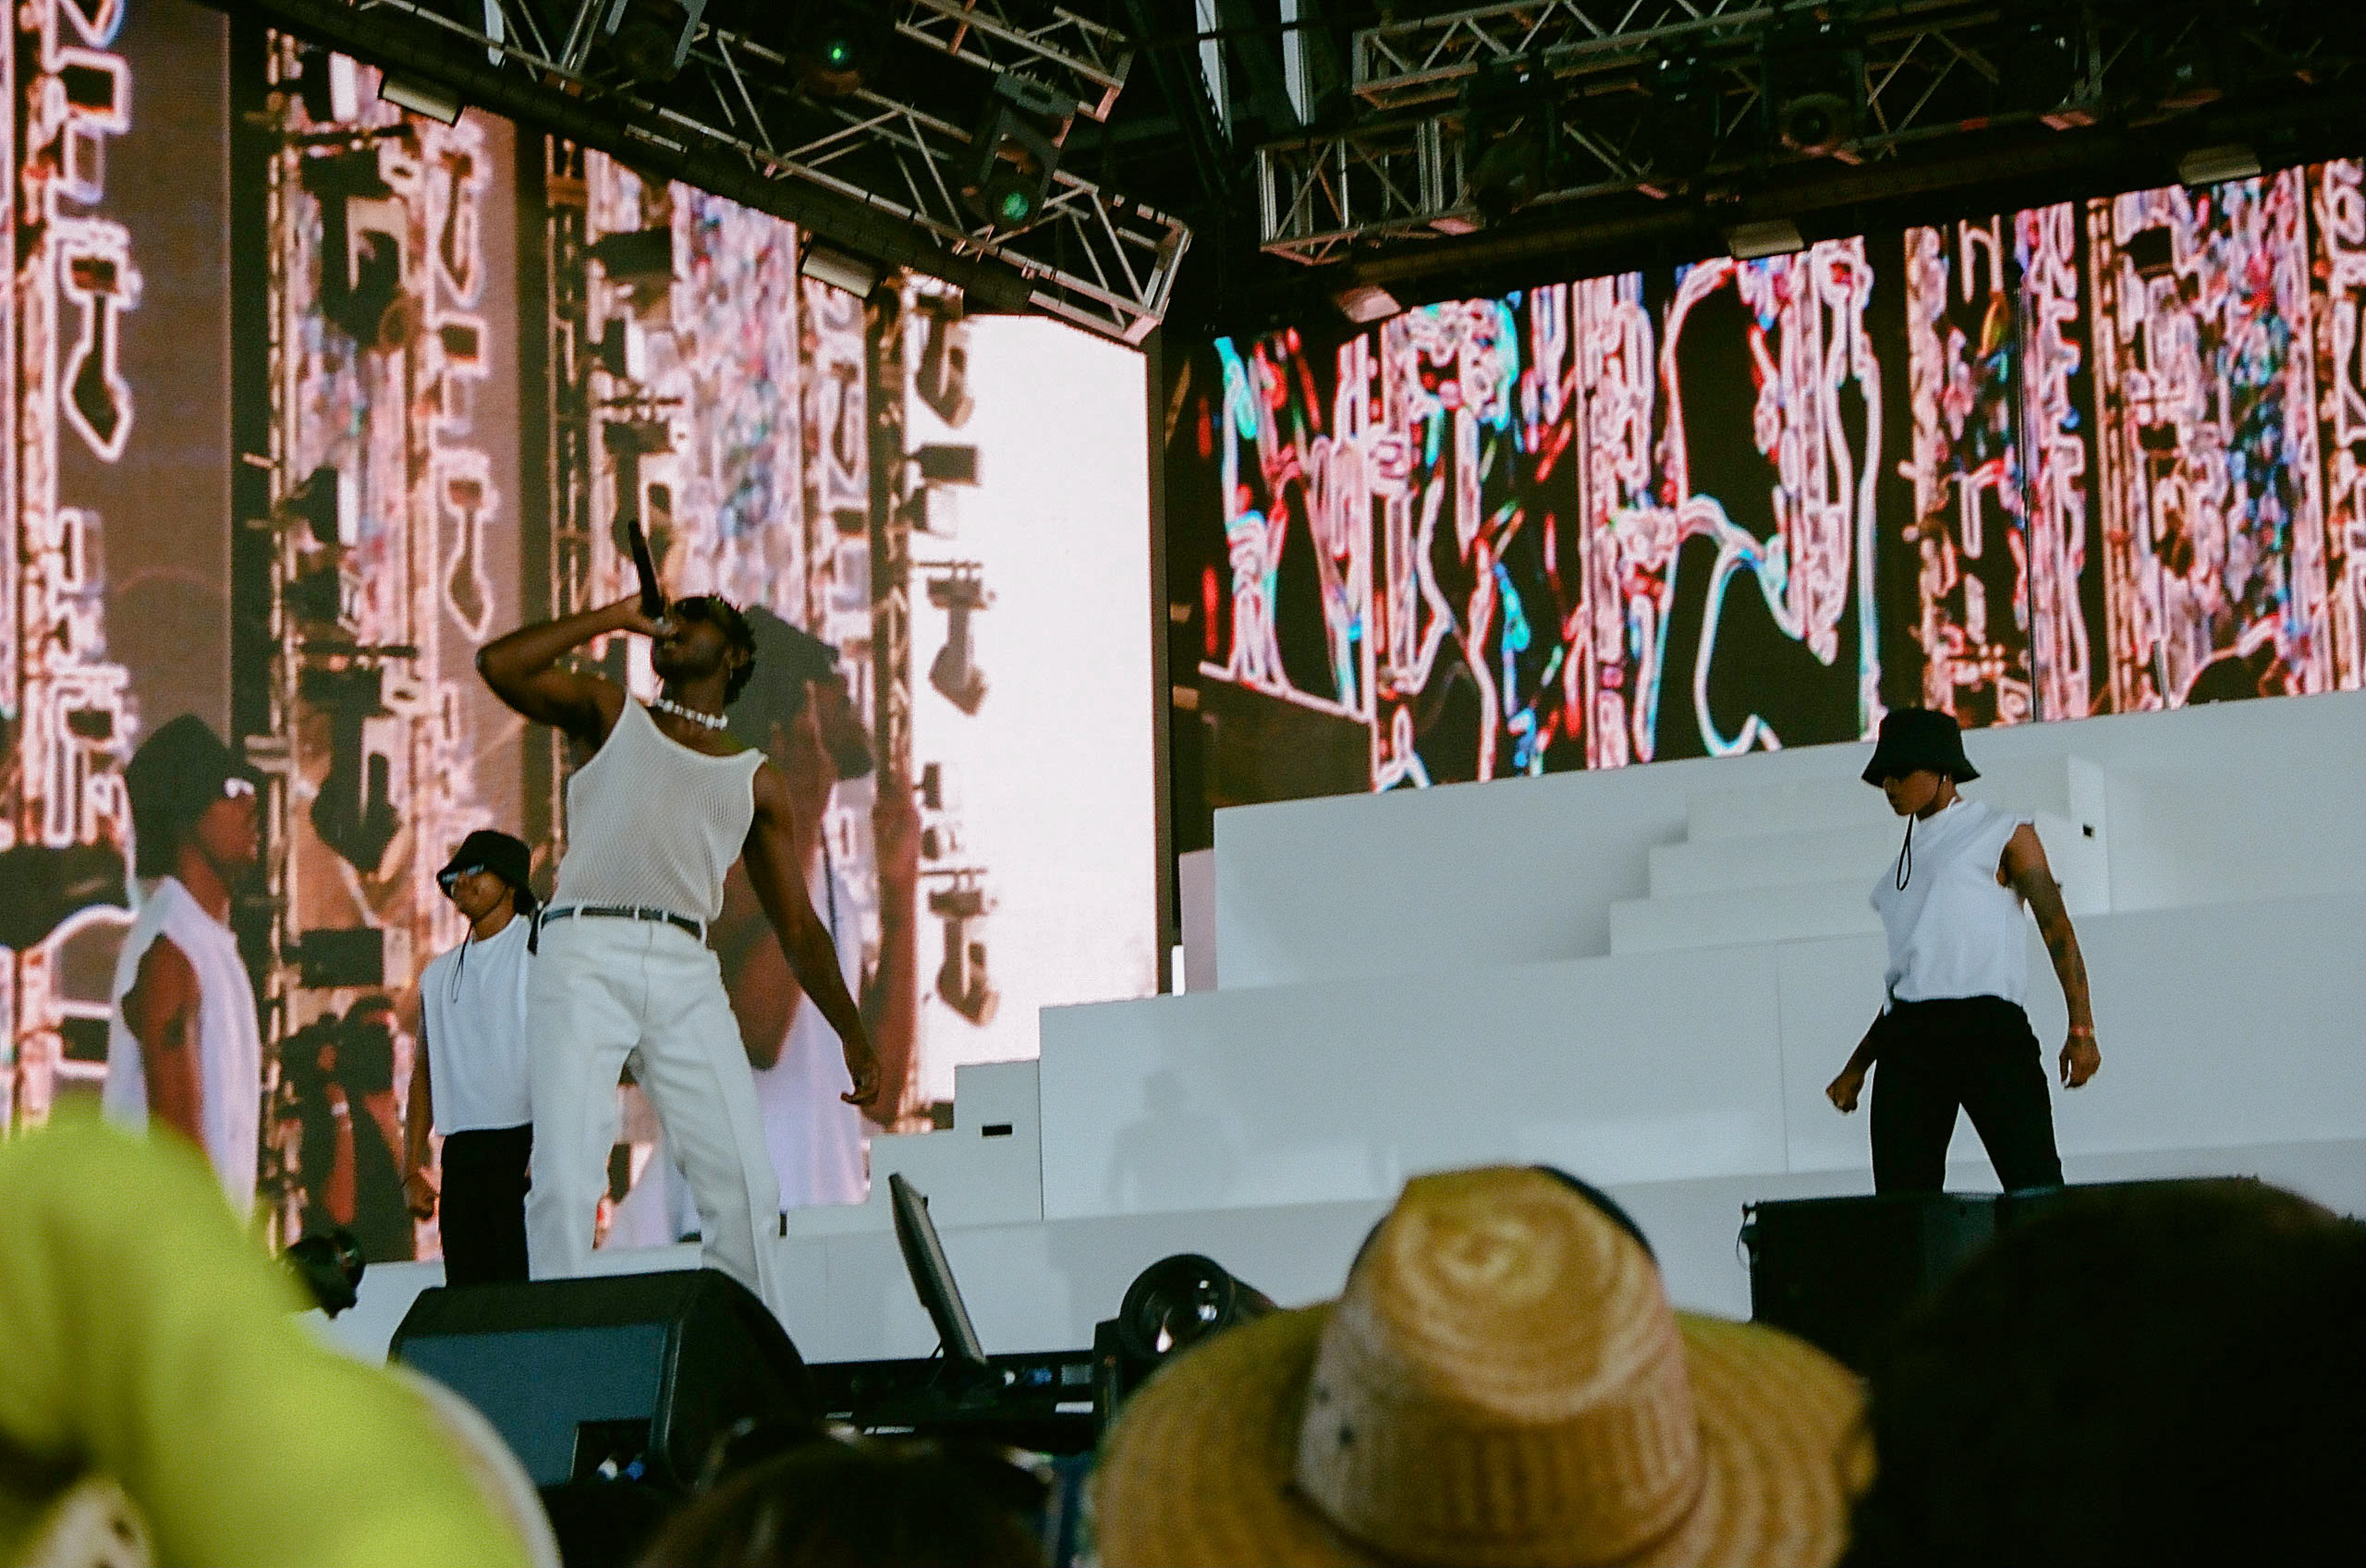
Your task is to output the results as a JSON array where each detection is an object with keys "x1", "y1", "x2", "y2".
[{"x1": 626, "y1": 514, "x2": 665, "y2": 618}]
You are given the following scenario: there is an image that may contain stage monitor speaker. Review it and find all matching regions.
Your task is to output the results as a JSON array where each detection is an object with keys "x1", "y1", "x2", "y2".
[
  {"x1": 390, "y1": 1268, "x2": 817, "y2": 1494},
  {"x1": 1742, "y1": 1193, "x2": 1997, "y2": 1371}
]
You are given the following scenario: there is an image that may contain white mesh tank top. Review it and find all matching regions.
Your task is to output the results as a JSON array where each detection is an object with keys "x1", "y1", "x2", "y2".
[{"x1": 550, "y1": 697, "x2": 765, "y2": 923}]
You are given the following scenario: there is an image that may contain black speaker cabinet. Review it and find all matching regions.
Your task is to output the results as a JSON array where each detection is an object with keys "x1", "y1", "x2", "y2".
[
  {"x1": 1742, "y1": 1193, "x2": 1998, "y2": 1371},
  {"x1": 390, "y1": 1268, "x2": 816, "y2": 1493}
]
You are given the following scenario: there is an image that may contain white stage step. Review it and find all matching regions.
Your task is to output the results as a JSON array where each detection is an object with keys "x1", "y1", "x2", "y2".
[
  {"x1": 1622, "y1": 808, "x2": 2107, "y2": 954},
  {"x1": 1650, "y1": 820, "x2": 1907, "y2": 898},
  {"x1": 1612, "y1": 879, "x2": 1877, "y2": 954},
  {"x1": 1686, "y1": 755, "x2": 2108, "y2": 842}
]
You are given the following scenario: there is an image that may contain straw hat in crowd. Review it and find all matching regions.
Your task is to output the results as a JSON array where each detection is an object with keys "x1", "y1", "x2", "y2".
[{"x1": 1093, "y1": 1166, "x2": 1868, "y2": 1568}]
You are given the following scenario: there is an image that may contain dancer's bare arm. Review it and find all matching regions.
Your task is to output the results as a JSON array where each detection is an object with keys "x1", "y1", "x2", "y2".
[
  {"x1": 1826, "y1": 1015, "x2": 1885, "y2": 1112},
  {"x1": 124, "y1": 937, "x2": 205, "y2": 1148},
  {"x1": 403, "y1": 1027, "x2": 437, "y2": 1220},
  {"x1": 2004, "y1": 823, "x2": 2100, "y2": 1088},
  {"x1": 744, "y1": 762, "x2": 883, "y2": 1112},
  {"x1": 476, "y1": 597, "x2": 654, "y2": 748}
]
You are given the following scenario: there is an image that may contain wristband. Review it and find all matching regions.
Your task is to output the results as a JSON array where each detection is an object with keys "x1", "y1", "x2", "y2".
[{"x1": 2067, "y1": 1025, "x2": 2095, "y2": 1039}]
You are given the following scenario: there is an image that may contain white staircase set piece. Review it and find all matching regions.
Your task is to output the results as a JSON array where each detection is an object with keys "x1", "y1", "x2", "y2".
[
  {"x1": 779, "y1": 1059, "x2": 1044, "y2": 1236},
  {"x1": 1612, "y1": 756, "x2": 2112, "y2": 956}
]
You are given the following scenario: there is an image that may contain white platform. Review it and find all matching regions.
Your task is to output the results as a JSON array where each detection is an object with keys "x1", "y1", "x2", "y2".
[{"x1": 325, "y1": 690, "x2": 2366, "y2": 1368}]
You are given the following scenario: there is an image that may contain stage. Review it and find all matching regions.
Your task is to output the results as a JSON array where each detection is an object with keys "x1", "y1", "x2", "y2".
[{"x1": 323, "y1": 687, "x2": 2366, "y2": 1367}]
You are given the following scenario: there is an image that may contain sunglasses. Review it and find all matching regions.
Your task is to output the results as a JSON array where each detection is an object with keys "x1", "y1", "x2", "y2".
[
  {"x1": 436, "y1": 864, "x2": 485, "y2": 893},
  {"x1": 666, "y1": 594, "x2": 753, "y2": 644}
]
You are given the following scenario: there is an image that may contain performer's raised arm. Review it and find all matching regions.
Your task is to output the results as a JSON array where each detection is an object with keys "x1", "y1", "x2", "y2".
[
  {"x1": 744, "y1": 763, "x2": 882, "y2": 1114},
  {"x1": 475, "y1": 596, "x2": 652, "y2": 745}
]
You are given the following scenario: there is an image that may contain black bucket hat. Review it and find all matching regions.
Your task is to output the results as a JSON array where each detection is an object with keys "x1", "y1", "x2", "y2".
[
  {"x1": 1861, "y1": 707, "x2": 1981, "y2": 786},
  {"x1": 125, "y1": 714, "x2": 263, "y2": 878},
  {"x1": 436, "y1": 829, "x2": 533, "y2": 900}
]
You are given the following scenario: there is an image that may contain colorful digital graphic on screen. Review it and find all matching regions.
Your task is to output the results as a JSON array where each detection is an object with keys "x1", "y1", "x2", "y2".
[{"x1": 1174, "y1": 163, "x2": 2366, "y2": 804}]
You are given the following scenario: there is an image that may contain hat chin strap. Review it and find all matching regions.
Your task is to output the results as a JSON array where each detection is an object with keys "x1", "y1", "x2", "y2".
[{"x1": 1896, "y1": 815, "x2": 1914, "y2": 891}]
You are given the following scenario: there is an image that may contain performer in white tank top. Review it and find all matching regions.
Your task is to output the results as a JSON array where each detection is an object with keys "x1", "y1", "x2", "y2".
[
  {"x1": 1824, "y1": 709, "x2": 2103, "y2": 1193},
  {"x1": 105, "y1": 714, "x2": 265, "y2": 1212},
  {"x1": 478, "y1": 586, "x2": 881, "y2": 1305}
]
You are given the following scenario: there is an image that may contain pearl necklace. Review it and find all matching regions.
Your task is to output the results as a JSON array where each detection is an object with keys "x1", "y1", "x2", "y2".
[{"x1": 651, "y1": 694, "x2": 727, "y2": 731}]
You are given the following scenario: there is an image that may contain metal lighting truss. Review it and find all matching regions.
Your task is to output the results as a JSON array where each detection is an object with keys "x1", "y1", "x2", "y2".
[
  {"x1": 1256, "y1": 0, "x2": 2346, "y2": 262},
  {"x1": 221, "y1": 0, "x2": 1188, "y2": 344}
]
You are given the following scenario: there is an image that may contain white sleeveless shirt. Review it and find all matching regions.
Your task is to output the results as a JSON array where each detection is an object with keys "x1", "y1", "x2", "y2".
[
  {"x1": 1870, "y1": 796, "x2": 2034, "y2": 1008},
  {"x1": 419, "y1": 913, "x2": 533, "y2": 1133},
  {"x1": 550, "y1": 697, "x2": 765, "y2": 923},
  {"x1": 104, "y1": 876, "x2": 262, "y2": 1210}
]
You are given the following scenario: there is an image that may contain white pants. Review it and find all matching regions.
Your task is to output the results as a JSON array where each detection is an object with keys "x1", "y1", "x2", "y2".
[{"x1": 525, "y1": 915, "x2": 781, "y2": 1303}]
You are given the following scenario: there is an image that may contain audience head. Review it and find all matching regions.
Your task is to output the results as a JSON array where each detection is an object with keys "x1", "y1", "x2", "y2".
[
  {"x1": 1846, "y1": 1179, "x2": 2366, "y2": 1567},
  {"x1": 1093, "y1": 1164, "x2": 1865, "y2": 1567},
  {"x1": 638, "y1": 1430, "x2": 1045, "y2": 1568}
]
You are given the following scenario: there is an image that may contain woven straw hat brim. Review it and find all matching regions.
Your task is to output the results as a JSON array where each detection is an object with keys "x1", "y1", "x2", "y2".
[{"x1": 1092, "y1": 1306, "x2": 1867, "y2": 1568}]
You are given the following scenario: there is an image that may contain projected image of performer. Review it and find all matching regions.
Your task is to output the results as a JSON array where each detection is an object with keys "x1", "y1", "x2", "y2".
[
  {"x1": 1826, "y1": 709, "x2": 2101, "y2": 1192},
  {"x1": 478, "y1": 592, "x2": 882, "y2": 1301},
  {"x1": 620, "y1": 612, "x2": 921, "y2": 1237},
  {"x1": 105, "y1": 715, "x2": 264, "y2": 1210},
  {"x1": 290, "y1": 998, "x2": 416, "y2": 1263},
  {"x1": 403, "y1": 830, "x2": 539, "y2": 1285}
]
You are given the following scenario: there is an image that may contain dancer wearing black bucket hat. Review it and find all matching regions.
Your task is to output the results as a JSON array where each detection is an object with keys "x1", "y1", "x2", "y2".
[
  {"x1": 1824, "y1": 708, "x2": 2100, "y2": 1193},
  {"x1": 104, "y1": 715, "x2": 265, "y2": 1209},
  {"x1": 403, "y1": 829, "x2": 540, "y2": 1284}
]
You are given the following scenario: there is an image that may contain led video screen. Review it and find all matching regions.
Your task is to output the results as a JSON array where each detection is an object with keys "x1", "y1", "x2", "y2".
[
  {"x1": 0, "y1": 0, "x2": 1157, "y2": 1258},
  {"x1": 1172, "y1": 163, "x2": 2366, "y2": 802}
]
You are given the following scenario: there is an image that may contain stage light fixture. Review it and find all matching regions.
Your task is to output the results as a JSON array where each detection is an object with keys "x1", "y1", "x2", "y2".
[
  {"x1": 603, "y1": 0, "x2": 708, "y2": 85},
  {"x1": 1762, "y1": 10, "x2": 1863, "y2": 160},
  {"x1": 1459, "y1": 55, "x2": 1562, "y2": 226},
  {"x1": 285, "y1": 1229, "x2": 366, "y2": 1318},
  {"x1": 1775, "y1": 91, "x2": 1856, "y2": 157},
  {"x1": 284, "y1": 464, "x2": 355, "y2": 547},
  {"x1": 0, "y1": 842, "x2": 127, "y2": 952},
  {"x1": 296, "y1": 46, "x2": 360, "y2": 124},
  {"x1": 590, "y1": 225, "x2": 677, "y2": 285},
  {"x1": 380, "y1": 73, "x2": 462, "y2": 126},
  {"x1": 783, "y1": 0, "x2": 896, "y2": 97},
  {"x1": 590, "y1": 316, "x2": 641, "y2": 381},
  {"x1": 963, "y1": 75, "x2": 1072, "y2": 232},
  {"x1": 799, "y1": 243, "x2": 883, "y2": 298},
  {"x1": 1637, "y1": 53, "x2": 1721, "y2": 195},
  {"x1": 927, "y1": 880, "x2": 1000, "y2": 1026},
  {"x1": 1726, "y1": 218, "x2": 1806, "y2": 260},
  {"x1": 915, "y1": 307, "x2": 975, "y2": 426},
  {"x1": 1095, "y1": 1253, "x2": 1274, "y2": 1405},
  {"x1": 1333, "y1": 283, "x2": 1401, "y2": 324},
  {"x1": 2177, "y1": 142, "x2": 2262, "y2": 188},
  {"x1": 912, "y1": 444, "x2": 980, "y2": 486},
  {"x1": 926, "y1": 565, "x2": 992, "y2": 715},
  {"x1": 1998, "y1": 14, "x2": 2092, "y2": 129}
]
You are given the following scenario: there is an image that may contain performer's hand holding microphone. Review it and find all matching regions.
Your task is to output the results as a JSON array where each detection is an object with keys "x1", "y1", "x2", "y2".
[{"x1": 622, "y1": 513, "x2": 668, "y2": 634}]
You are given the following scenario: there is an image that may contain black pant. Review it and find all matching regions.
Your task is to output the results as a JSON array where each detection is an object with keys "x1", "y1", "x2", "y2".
[
  {"x1": 1870, "y1": 997, "x2": 2064, "y2": 1194},
  {"x1": 439, "y1": 1124, "x2": 531, "y2": 1286}
]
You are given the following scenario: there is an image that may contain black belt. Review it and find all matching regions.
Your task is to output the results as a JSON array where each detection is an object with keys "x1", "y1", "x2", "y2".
[{"x1": 539, "y1": 904, "x2": 704, "y2": 941}]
